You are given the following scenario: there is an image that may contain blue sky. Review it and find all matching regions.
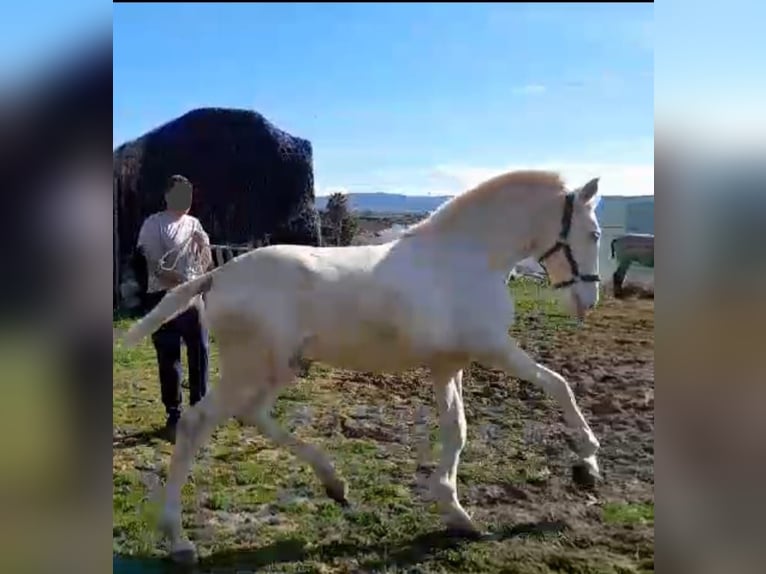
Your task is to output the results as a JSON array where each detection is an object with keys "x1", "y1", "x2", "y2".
[
  {"x1": 113, "y1": 3, "x2": 653, "y2": 197},
  {"x1": 3, "y1": 1, "x2": 763, "y2": 196},
  {"x1": 1, "y1": 2, "x2": 654, "y2": 197}
]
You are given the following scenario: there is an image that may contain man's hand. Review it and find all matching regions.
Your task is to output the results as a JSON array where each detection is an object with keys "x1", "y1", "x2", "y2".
[
  {"x1": 147, "y1": 252, "x2": 186, "y2": 286},
  {"x1": 191, "y1": 229, "x2": 209, "y2": 250},
  {"x1": 157, "y1": 266, "x2": 186, "y2": 286},
  {"x1": 190, "y1": 228, "x2": 212, "y2": 271}
]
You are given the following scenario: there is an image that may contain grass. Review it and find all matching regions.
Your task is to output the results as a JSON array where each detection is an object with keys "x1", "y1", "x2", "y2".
[
  {"x1": 113, "y1": 278, "x2": 654, "y2": 573},
  {"x1": 602, "y1": 502, "x2": 654, "y2": 527}
]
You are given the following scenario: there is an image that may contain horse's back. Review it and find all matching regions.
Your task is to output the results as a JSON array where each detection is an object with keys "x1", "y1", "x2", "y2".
[
  {"x1": 205, "y1": 242, "x2": 398, "y2": 335},
  {"x1": 614, "y1": 234, "x2": 654, "y2": 266},
  {"x1": 205, "y1": 239, "x2": 513, "y2": 370}
]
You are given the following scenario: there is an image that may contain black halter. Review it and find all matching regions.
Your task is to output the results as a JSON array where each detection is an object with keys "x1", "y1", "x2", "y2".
[{"x1": 537, "y1": 192, "x2": 600, "y2": 289}]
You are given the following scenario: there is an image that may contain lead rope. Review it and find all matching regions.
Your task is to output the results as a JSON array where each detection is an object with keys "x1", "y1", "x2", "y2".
[
  {"x1": 157, "y1": 233, "x2": 213, "y2": 314},
  {"x1": 158, "y1": 234, "x2": 213, "y2": 277}
]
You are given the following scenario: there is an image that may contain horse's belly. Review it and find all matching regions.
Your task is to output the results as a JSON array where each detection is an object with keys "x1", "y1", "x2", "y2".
[{"x1": 303, "y1": 327, "x2": 429, "y2": 372}]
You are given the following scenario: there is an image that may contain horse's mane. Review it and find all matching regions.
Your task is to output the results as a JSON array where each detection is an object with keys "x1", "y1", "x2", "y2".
[
  {"x1": 405, "y1": 170, "x2": 566, "y2": 236},
  {"x1": 472, "y1": 169, "x2": 564, "y2": 195}
]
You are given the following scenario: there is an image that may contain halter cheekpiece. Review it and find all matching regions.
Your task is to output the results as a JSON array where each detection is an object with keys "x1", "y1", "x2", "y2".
[{"x1": 537, "y1": 192, "x2": 600, "y2": 289}]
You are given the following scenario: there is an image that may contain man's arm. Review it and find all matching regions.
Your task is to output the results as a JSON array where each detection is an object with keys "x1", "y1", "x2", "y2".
[
  {"x1": 191, "y1": 218, "x2": 213, "y2": 271},
  {"x1": 192, "y1": 218, "x2": 210, "y2": 245},
  {"x1": 136, "y1": 216, "x2": 185, "y2": 285}
]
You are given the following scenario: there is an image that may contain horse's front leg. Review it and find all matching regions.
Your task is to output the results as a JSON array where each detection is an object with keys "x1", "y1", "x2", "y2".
[
  {"x1": 485, "y1": 340, "x2": 601, "y2": 487},
  {"x1": 430, "y1": 368, "x2": 478, "y2": 534}
]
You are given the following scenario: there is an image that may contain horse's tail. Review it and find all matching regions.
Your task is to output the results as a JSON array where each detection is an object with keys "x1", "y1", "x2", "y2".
[
  {"x1": 121, "y1": 272, "x2": 215, "y2": 348},
  {"x1": 611, "y1": 237, "x2": 618, "y2": 258}
]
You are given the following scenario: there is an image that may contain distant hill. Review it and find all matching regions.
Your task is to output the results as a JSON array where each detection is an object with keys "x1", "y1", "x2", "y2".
[
  {"x1": 315, "y1": 193, "x2": 451, "y2": 214},
  {"x1": 317, "y1": 192, "x2": 654, "y2": 234}
]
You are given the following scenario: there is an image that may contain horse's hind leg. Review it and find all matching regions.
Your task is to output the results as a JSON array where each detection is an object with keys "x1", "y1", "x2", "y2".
[
  {"x1": 485, "y1": 340, "x2": 601, "y2": 488},
  {"x1": 159, "y1": 385, "x2": 236, "y2": 561},
  {"x1": 239, "y1": 357, "x2": 348, "y2": 505},
  {"x1": 430, "y1": 368, "x2": 477, "y2": 535}
]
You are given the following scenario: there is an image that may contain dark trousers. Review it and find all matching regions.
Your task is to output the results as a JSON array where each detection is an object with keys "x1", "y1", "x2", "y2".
[{"x1": 143, "y1": 291, "x2": 209, "y2": 422}]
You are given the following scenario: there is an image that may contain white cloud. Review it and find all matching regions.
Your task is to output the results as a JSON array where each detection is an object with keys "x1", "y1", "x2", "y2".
[
  {"x1": 317, "y1": 157, "x2": 654, "y2": 198},
  {"x1": 581, "y1": 138, "x2": 654, "y2": 159},
  {"x1": 429, "y1": 162, "x2": 653, "y2": 197},
  {"x1": 512, "y1": 84, "x2": 546, "y2": 96}
]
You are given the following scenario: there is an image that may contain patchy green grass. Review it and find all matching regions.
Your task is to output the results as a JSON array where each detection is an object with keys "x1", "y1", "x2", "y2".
[
  {"x1": 602, "y1": 502, "x2": 654, "y2": 527},
  {"x1": 113, "y1": 278, "x2": 655, "y2": 573}
]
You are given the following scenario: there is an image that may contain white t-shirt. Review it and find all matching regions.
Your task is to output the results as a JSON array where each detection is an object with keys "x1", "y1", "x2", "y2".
[{"x1": 136, "y1": 211, "x2": 210, "y2": 293}]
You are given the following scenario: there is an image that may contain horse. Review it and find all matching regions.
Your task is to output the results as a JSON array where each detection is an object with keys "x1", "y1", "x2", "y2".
[
  {"x1": 505, "y1": 257, "x2": 547, "y2": 283},
  {"x1": 610, "y1": 233, "x2": 654, "y2": 297},
  {"x1": 121, "y1": 170, "x2": 604, "y2": 562}
]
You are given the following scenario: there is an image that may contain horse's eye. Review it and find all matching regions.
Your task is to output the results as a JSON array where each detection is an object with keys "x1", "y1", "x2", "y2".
[{"x1": 591, "y1": 231, "x2": 601, "y2": 241}]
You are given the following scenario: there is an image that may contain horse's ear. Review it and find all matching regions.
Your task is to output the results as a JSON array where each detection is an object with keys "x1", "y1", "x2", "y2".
[{"x1": 577, "y1": 177, "x2": 599, "y2": 204}]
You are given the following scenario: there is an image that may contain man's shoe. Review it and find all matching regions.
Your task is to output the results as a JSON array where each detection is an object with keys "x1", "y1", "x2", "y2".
[{"x1": 163, "y1": 416, "x2": 179, "y2": 444}]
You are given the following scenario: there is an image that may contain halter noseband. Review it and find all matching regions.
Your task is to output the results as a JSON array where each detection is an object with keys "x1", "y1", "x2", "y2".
[{"x1": 537, "y1": 192, "x2": 600, "y2": 289}]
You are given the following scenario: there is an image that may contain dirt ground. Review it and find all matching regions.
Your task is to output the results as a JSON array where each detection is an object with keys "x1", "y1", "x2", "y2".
[
  {"x1": 113, "y1": 283, "x2": 654, "y2": 573},
  {"x1": 320, "y1": 291, "x2": 654, "y2": 570}
]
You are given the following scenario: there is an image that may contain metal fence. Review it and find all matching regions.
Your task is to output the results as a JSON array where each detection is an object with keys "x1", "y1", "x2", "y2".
[{"x1": 209, "y1": 243, "x2": 255, "y2": 267}]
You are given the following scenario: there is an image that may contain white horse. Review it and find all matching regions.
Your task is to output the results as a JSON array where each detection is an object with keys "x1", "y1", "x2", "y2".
[
  {"x1": 506, "y1": 257, "x2": 547, "y2": 283},
  {"x1": 122, "y1": 170, "x2": 603, "y2": 562}
]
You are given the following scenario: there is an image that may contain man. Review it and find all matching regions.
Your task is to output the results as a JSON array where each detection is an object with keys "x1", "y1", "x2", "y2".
[{"x1": 136, "y1": 174, "x2": 211, "y2": 442}]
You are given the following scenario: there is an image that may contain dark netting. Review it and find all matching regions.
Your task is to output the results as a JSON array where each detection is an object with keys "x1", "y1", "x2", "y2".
[{"x1": 113, "y1": 107, "x2": 322, "y2": 308}]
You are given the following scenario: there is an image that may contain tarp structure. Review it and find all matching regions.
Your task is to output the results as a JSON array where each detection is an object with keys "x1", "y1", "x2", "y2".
[{"x1": 113, "y1": 107, "x2": 322, "y2": 309}]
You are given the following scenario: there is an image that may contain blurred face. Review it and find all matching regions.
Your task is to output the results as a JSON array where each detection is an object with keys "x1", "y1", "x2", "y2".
[{"x1": 165, "y1": 179, "x2": 192, "y2": 214}]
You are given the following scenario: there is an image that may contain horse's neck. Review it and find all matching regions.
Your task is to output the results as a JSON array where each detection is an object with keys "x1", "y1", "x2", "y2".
[
  {"x1": 415, "y1": 208, "x2": 535, "y2": 272},
  {"x1": 487, "y1": 239, "x2": 533, "y2": 273}
]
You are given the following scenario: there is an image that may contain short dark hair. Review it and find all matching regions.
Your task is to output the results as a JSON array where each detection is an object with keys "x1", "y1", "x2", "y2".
[{"x1": 166, "y1": 174, "x2": 192, "y2": 193}]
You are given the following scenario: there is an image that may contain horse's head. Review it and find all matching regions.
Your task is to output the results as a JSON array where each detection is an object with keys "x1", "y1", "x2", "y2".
[{"x1": 536, "y1": 177, "x2": 601, "y2": 321}]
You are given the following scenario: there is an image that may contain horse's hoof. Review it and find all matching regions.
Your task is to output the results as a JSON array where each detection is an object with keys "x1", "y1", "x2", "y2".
[
  {"x1": 331, "y1": 494, "x2": 351, "y2": 508},
  {"x1": 325, "y1": 481, "x2": 350, "y2": 507},
  {"x1": 572, "y1": 462, "x2": 601, "y2": 490},
  {"x1": 443, "y1": 510, "x2": 483, "y2": 540},
  {"x1": 169, "y1": 540, "x2": 198, "y2": 564},
  {"x1": 169, "y1": 549, "x2": 197, "y2": 565}
]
